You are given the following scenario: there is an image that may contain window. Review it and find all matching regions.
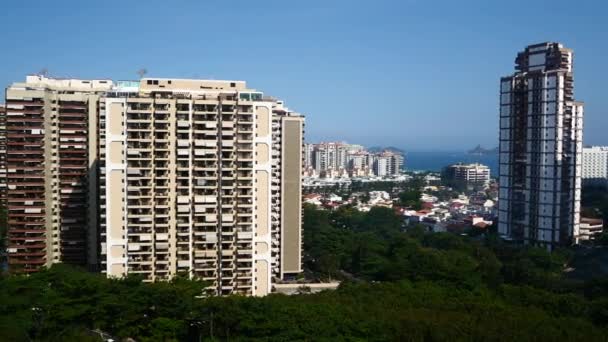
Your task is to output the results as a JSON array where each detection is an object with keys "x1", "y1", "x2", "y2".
[{"x1": 230, "y1": 82, "x2": 236, "y2": 87}]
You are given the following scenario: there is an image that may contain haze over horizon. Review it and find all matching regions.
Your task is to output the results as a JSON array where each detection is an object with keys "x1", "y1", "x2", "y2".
[{"x1": 1, "y1": 0, "x2": 607, "y2": 150}]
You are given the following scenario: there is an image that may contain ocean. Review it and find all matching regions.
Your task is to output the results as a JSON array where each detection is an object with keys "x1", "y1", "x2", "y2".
[{"x1": 404, "y1": 151, "x2": 499, "y2": 176}]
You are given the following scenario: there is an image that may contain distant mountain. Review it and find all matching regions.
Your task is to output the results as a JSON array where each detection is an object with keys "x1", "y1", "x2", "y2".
[
  {"x1": 467, "y1": 145, "x2": 498, "y2": 155},
  {"x1": 367, "y1": 146, "x2": 405, "y2": 155}
]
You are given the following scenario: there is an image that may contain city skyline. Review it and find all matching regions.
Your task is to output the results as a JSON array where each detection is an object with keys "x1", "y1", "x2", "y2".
[
  {"x1": 1, "y1": 3, "x2": 608, "y2": 340},
  {"x1": 1, "y1": 1, "x2": 607, "y2": 150}
]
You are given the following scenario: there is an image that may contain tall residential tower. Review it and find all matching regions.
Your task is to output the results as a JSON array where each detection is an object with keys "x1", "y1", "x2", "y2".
[
  {"x1": 5, "y1": 76, "x2": 111, "y2": 272},
  {"x1": 4, "y1": 76, "x2": 304, "y2": 297},
  {"x1": 498, "y1": 42, "x2": 583, "y2": 247},
  {"x1": 99, "y1": 78, "x2": 303, "y2": 295}
]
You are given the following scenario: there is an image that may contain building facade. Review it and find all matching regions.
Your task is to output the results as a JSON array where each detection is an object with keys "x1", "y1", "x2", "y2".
[
  {"x1": 498, "y1": 42, "x2": 583, "y2": 247},
  {"x1": 444, "y1": 163, "x2": 490, "y2": 188},
  {"x1": 347, "y1": 152, "x2": 367, "y2": 169},
  {"x1": 4, "y1": 76, "x2": 304, "y2": 297},
  {"x1": 0, "y1": 104, "x2": 6, "y2": 203},
  {"x1": 5, "y1": 75, "x2": 111, "y2": 272},
  {"x1": 372, "y1": 151, "x2": 403, "y2": 176},
  {"x1": 582, "y1": 146, "x2": 608, "y2": 187},
  {"x1": 303, "y1": 143, "x2": 314, "y2": 169},
  {"x1": 373, "y1": 155, "x2": 390, "y2": 177},
  {"x1": 311, "y1": 142, "x2": 348, "y2": 172},
  {"x1": 99, "y1": 78, "x2": 303, "y2": 296},
  {"x1": 387, "y1": 152, "x2": 404, "y2": 175}
]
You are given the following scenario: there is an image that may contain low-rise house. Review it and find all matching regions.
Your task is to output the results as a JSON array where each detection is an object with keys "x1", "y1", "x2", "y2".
[
  {"x1": 464, "y1": 215, "x2": 493, "y2": 229},
  {"x1": 327, "y1": 193, "x2": 343, "y2": 202},
  {"x1": 304, "y1": 193, "x2": 323, "y2": 206},
  {"x1": 576, "y1": 217, "x2": 604, "y2": 243},
  {"x1": 421, "y1": 193, "x2": 439, "y2": 203}
]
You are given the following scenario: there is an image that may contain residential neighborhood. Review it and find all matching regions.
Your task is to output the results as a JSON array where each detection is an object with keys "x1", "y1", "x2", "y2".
[{"x1": 303, "y1": 170, "x2": 499, "y2": 234}]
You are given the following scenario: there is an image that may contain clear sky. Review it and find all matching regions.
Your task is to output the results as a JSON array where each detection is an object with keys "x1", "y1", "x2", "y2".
[{"x1": 1, "y1": 0, "x2": 606, "y2": 151}]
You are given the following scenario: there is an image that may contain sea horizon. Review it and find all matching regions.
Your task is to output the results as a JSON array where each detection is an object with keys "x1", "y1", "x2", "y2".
[{"x1": 403, "y1": 150, "x2": 499, "y2": 176}]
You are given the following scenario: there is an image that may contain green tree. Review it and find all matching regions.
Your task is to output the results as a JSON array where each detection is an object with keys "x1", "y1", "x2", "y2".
[{"x1": 398, "y1": 190, "x2": 422, "y2": 209}]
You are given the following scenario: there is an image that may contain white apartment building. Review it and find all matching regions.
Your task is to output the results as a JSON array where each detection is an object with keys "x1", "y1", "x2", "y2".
[
  {"x1": 311, "y1": 142, "x2": 349, "y2": 172},
  {"x1": 372, "y1": 151, "x2": 403, "y2": 176},
  {"x1": 99, "y1": 78, "x2": 304, "y2": 296},
  {"x1": 388, "y1": 153, "x2": 404, "y2": 175},
  {"x1": 304, "y1": 143, "x2": 314, "y2": 169},
  {"x1": 307, "y1": 143, "x2": 403, "y2": 177},
  {"x1": 373, "y1": 156, "x2": 390, "y2": 176},
  {"x1": 347, "y1": 152, "x2": 369, "y2": 170},
  {"x1": 445, "y1": 163, "x2": 491, "y2": 188},
  {"x1": 582, "y1": 146, "x2": 608, "y2": 187},
  {"x1": 498, "y1": 42, "x2": 583, "y2": 248}
]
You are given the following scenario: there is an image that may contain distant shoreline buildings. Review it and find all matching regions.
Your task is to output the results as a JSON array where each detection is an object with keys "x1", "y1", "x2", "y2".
[{"x1": 303, "y1": 142, "x2": 403, "y2": 178}]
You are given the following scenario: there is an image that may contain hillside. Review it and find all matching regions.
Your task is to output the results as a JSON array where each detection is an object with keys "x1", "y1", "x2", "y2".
[{"x1": 367, "y1": 146, "x2": 405, "y2": 154}]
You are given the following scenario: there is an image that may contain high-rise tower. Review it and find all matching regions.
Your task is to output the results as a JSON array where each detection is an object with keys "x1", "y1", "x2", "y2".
[
  {"x1": 99, "y1": 78, "x2": 304, "y2": 295},
  {"x1": 4, "y1": 76, "x2": 304, "y2": 296},
  {"x1": 5, "y1": 76, "x2": 111, "y2": 272},
  {"x1": 498, "y1": 42, "x2": 583, "y2": 247}
]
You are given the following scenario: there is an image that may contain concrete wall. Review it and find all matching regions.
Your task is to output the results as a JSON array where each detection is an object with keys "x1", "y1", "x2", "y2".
[{"x1": 281, "y1": 117, "x2": 303, "y2": 275}]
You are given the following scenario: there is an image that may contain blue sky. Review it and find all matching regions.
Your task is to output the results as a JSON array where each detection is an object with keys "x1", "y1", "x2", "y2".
[{"x1": 1, "y1": 0, "x2": 606, "y2": 151}]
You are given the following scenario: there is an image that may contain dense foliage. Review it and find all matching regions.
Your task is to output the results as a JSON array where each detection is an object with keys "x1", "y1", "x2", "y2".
[
  {"x1": 0, "y1": 204, "x2": 607, "y2": 341},
  {"x1": 1, "y1": 264, "x2": 607, "y2": 341},
  {"x1": 303, "y1": 175, "x2": 426, "y2": 199},
  {"x1": 303, "y1": 204, "x2": 573, "y2": 289},
  {"x1": 582, "y1": 185, "x2": 608, "y2": 221},
  {"x1": 581, "y1": 185, "x2": 608, "y2": 245}
]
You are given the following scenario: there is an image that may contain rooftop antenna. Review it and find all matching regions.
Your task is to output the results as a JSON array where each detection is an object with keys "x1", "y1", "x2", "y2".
[
  {"x1": 136, "y1": 68, "x2": 147, "y2": 79},
  {"x1": 38, "y1": 68, "x2": 49, "y2": 77}
]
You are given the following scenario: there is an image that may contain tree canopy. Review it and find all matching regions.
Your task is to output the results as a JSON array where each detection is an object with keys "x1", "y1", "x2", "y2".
[{"x1": 0, "y1": 204, "x2": 607, "y2": 341}]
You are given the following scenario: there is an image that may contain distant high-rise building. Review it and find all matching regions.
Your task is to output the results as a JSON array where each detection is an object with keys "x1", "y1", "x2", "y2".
[
  {"x1": 347, "y1": 152, "x2": 369, "y2": 170},
  {"x1": 311, "y1": 142, "x2": 349, "y2": 172},
  {"x1": 582, "y1": 146, "x2": 608, "y2": 187},
  {"x1": 312, "y1": 148, "x2": 327, "y2": 172},
  {"x1": 307, "y1": 143, "x2": 402, "y2": 177},
  {"x1": 100, "y1": 78, "x2": 303, "y2": 296},
  {"x1": 345, "y1": 144, "x2": 365, "y2": 153},
  {"x1": 5, "y1": 75, "x2": 111, "y2": 272},
  {"x1": 388, "y1": 153, "x2": 404, "y2": 175},
  {"x1": 303, "y1": 143, "x2": 314, "y2": 168},
  {"x1": 372, "y1": 151, "x2": 403, "y2": 176},
  {"x1": 498, "y1": 42, "x2": 583, "y2": 247},
  {"x1": 373, "y1": 156, "x2": 390, "y2": 176}
]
